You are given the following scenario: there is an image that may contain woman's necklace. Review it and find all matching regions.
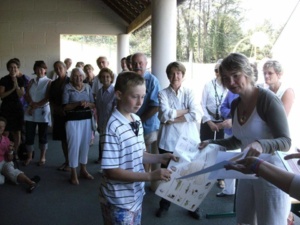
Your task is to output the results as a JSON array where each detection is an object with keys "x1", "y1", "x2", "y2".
[{"x1": 239, "y1": 109, "x2": 247, "y2": 123}]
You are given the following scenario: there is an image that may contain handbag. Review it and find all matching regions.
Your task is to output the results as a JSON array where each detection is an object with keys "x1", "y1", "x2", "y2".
[{"x1": 65, "y1": 107, "x2": 92, "y2": 121}]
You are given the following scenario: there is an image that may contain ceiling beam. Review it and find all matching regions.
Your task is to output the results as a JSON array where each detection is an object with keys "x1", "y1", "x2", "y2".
[{"x1": 127, "y1": 5, "x2": 151, "y2": 34}]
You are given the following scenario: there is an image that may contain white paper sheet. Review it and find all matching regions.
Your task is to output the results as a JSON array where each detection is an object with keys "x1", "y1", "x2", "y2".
[{"x1": 155, "y1": 136, "x2": 223, "y2": 211}]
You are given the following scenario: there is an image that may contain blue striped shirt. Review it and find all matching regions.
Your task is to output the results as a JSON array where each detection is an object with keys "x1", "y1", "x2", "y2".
[{"x1": 100, "y1": 108, "x2": 146, "y2": 211}]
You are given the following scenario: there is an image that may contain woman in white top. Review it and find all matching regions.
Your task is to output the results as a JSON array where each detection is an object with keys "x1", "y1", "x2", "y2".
[
  {"x1": 156, "y1": 61, "x2": 202, "y2": 219},
  {"x1": 24, "y1": 61, "x2": 51, "y2": 166},
  {"x1": 62, "y1": 68, "x2": 95, "y2": 185},
  {"x1": 263, "y1": 60, "x2": 295, "y2": 116}
]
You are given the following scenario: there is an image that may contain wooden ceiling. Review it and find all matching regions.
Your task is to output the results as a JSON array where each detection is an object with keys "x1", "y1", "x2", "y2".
[{"x1": 102, "y1": 0, "x2": 185, "y2": 33}]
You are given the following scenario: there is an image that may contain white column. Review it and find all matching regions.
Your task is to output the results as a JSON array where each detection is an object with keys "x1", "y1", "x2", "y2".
[
  {"x1": 152, "y1": 0, "x2": 177, "y2": 89},
  {"x1": 117, "y1": 34, "x2": 129, "y2": 73}
]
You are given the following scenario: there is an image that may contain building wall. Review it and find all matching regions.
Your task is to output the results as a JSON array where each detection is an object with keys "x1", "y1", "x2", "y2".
[{"x1": 0, "y1": 0, "x2": 127, "y2": 77}]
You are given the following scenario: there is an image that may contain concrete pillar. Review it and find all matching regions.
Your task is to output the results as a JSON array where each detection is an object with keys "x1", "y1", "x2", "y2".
[
  {"x1": 117, "y1": 34, "x2": 129, "y2": 73},
  {"x1": 152, "y1": 0, "x2": 177, "y2": 89},
  {"x1": 150, "y1": 0, "x2": 177, "y2": 191}
]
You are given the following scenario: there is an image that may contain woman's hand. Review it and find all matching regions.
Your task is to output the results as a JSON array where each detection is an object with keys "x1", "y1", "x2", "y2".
[
  {"x1": 159, "y1": 153, "x2": 178, "y2": 166},
  {"x1": 80, "y1": 101, "x2": 90, "y2": 108},
  {"x1": 12, "y1": 76, "x2": 19, "y2": 89},
  {"x1": 207, "y1": 121, "x2": 219, "y2": 132},
  {"x1": 244, "y1": 141, "x2": 263, "y2": 157},
  {"x1": 284, "y1": 148, "x2": 300, "y2": 165},
  {"x1": 198, "y1": 141, "x2": 209, "y2": 150},
  {"x1": 225, "y1": 157, "x2": 257, "y2": 174},
  {"x1": 218, "y1": 119, "x2": 232, "y2": 129}
]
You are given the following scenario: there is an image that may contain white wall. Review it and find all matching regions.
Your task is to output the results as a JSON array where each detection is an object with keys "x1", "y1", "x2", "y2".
[
  {"x1": 0, "y1": 0, "x2": 127, "y2": 77},
  {"x1": 272, "y1": 2, "x2": 300, "y2": 148}
]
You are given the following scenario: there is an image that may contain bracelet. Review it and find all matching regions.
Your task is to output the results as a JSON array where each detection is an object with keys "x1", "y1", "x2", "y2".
[{"x1": 250, "y1": 158, "x2": 264, "y2": 175}]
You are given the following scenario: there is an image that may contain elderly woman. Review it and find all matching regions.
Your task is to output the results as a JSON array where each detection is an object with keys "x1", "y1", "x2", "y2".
[
  {"x1": 83, "y1": 64, "x2": 95, "y2": 87},
  {"x1": 24, "y1": 60, "x2": 51, "y2": 166},
  {"x1": 200, "y1": 53, "x2": 291, "y2": 225},
  {"x1": 83, "y1": 64, "x2": 96, "y2": 146},
  {"x1": 63, "y1": 68, "x2": 95, "y2": 185},
  {"x1": 49, "y1": 61, "x2": 70, "y2": 171},
  {"x1": 0, "y1": 59, "x2": 25, "y2": 157},
  {"x1": 95, "y1": 68, "x2": 116, "y2": 164},
  {"x1": 263, "y1": 60, "x2": 295, "y2": 116},
  {"x1": 156, "y1": 61, "x2": 202, "y2": 219}
]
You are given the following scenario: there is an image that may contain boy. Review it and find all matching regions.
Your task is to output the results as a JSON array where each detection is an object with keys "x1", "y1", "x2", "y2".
[
  {"x1": 100, "y1": 72, "x2": 176, "y2": 224},
  {"x1": 0, "y1": 117, "x2": 40, "y2": 192}
]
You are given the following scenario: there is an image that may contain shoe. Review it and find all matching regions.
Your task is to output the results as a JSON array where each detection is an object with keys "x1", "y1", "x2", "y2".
[
  {"x1": 94, "y1": 159, "x2": 101, "y2": 164},
  {"x1": 217, "y1": 179, "x2": 225, "y2": 189},
  {"x1": 188, "y1": 209, "x2": 200, "y2": 220},
  {"x1": 216, "y1": 192, "x2": 233, "y2": 197},
  {"x1": 156, "y1": 207, "x2": 167, "y2": 218}
]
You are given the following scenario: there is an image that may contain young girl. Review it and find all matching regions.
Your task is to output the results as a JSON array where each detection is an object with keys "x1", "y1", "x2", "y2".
[{"x1": 0, "y1": 117, "x2": 40, "y2": 192}]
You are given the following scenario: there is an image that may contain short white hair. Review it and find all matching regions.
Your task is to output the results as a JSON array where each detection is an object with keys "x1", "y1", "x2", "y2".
[{"x1": 70, "y1": 68, "x2": 86, "y2": 82}]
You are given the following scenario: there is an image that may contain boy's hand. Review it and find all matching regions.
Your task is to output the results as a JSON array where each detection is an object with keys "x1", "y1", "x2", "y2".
[{"x1": 150, "y1": 168, "x2": 172, "y2": 182}]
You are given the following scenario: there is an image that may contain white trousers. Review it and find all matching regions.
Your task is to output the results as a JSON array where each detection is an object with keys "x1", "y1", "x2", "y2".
[{"x1": 66, "y1": 119, "x2": 92, "y2": 168}]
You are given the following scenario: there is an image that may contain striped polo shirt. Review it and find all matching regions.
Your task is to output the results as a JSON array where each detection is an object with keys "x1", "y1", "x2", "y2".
[{"x1": 100, "y1": 108, "x2": 146, "y2": 211}]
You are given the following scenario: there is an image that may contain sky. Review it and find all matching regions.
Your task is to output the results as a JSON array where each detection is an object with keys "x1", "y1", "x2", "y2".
[{"x1": 240, "y1": 0, "x2": 299, "y2": 30}]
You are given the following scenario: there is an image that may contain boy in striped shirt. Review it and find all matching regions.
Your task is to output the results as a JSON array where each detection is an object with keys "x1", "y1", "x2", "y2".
[{"x1": 99, "y1": 72, "x2": 176, "y2": 225}]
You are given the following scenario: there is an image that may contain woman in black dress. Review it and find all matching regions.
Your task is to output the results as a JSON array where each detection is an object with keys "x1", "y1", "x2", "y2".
[
  {"x1": 49, "y1": 61, "x2": 70, "y2": 171},
  {"x1": 0, "y1": 59, "x2": 25, "y2": 157}
]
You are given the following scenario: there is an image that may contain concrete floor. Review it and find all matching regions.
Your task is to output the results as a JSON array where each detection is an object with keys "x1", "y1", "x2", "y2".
[{"x1": 0, "y1": 133, "x2": 298, "y2": 225}]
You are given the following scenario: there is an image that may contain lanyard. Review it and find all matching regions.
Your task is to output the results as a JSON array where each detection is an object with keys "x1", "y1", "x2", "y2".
[{"x1": 212, "y1": 79, "x2": 224, "y2": 120}]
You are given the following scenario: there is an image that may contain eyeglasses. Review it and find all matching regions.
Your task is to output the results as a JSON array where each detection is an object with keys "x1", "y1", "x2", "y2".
[{"x1": 214, "y1": 69, "x2": 219, "y2": 73}]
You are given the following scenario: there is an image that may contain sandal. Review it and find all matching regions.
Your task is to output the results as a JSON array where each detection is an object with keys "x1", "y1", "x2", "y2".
[
  {"x1": 57, "y1": 163, "x2": 70, "y2": 171},
  {"x1": 69, "y1": 178, "x2": 79, "y2": 185},
  {"x1": 94, "y1": 159, "x2": 101, "y2": 164},
  {"x1": 23, "y1": 158, "x2": 32, "y2": 166},
  {"x1": 27, "y1": 176, "x2": 41, "y2": 193},
  {"x1": 38, "y1": 160, "x2": 46, "y2": 166},
  {"x1": 80, "y1": 171, "x2": 94, "y2": 180}
]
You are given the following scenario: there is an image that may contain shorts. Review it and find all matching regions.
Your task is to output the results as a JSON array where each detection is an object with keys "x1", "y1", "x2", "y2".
[
  {"x1": 100, "y1": 203, "x2": 142, "y2": 225},
  {"x1": 1, "y1": 161, "x2": 23, "y2": 184},
  {"x1": 144, "y1": 131, "x2": 158, "y2": 146}
]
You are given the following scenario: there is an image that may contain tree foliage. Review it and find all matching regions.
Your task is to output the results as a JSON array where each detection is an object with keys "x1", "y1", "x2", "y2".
[
  {"x1": 62, "y1": 0, "x2": 280, "y2": 63},
  {"x1": 177, "y1": 0, "x2": 245, "y2": 63},
  {"x1": 62, "y1": 35, "x2": 117, "y2": 49}
]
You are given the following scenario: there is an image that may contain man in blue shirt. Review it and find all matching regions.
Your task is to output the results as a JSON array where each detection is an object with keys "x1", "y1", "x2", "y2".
[{"x1": 132, "y1": 53, "x2": 160, "y2": 172}]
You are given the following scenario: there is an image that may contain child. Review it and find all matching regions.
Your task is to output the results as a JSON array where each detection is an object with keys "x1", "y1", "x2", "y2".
[
  {"x1": 99, "y1": 72, "x2": 176, "y2": 224},
  {"x1": 95, "y1": 68, "x2": 116, "y2": 164},
  {"x1": 0, "y1": 117, "x2": 40, "y2": 193}
]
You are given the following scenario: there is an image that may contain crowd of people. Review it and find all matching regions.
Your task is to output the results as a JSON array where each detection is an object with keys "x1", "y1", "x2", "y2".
[{"x1": 0, "y1": 53, "x2": 298, "y2": 225}]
